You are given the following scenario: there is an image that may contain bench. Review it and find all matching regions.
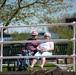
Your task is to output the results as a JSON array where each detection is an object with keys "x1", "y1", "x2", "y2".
[
  {"x1": 3, "y1": 43, "x2": 68, "y2": 71},
  {"x1": 3, "y1": 44, "x2": 23, "y2": 71},
  {"x1": 54, "y1": 43, "x2": 68, "y2": 64}
]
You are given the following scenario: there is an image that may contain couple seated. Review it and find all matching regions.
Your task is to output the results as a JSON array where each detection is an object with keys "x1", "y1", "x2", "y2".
[{"x1": 17, "y1": 31, "x2": 54, "y2": 71}]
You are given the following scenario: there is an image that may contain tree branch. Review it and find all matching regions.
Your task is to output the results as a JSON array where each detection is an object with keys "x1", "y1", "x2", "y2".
[
  {"x1": 5, "y1": 8, "x2": 20, "y2": 27},
  {"x1": 0, "y1": 0, "x2": 6, "y2": 10},
  {"x1": 36, "y1": 0, "x2": 64, "y2": 6},
  {"x1": 18, "y1": 0, "x2": 23, "y2": 8},
  {"x1": 4, "y1": 0, "x2": 50, "y2": 28},
  {"x1": 4, "y1": 0, "x2": 23, "y2": 27},
  {"x1": 20, "y1": 0, "x2": 37, "y2": 8},
  {"x1": 20, "y1": 0, "x2": 50, "y2": 9},
  {"x1": 36, "y1": 0, "x2": 50, "y2": 4}
]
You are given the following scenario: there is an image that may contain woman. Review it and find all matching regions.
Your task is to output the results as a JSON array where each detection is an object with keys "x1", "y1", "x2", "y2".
[{"x1": 28, "y1": 32, "x2": 54, "y2": 70}]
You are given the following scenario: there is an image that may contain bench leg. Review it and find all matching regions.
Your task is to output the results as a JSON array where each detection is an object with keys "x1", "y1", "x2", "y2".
[
  {"x1": 7, "y1": 59, "x2": 11, "y2": 71},
  {"x1": 13, "y1": 61, "x2": 16, "y2": 71}
]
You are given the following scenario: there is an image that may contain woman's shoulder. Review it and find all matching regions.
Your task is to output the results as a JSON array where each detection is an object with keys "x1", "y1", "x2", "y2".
[{"x1": 48, "y1": 41, "x2": 54, "y2": 44}]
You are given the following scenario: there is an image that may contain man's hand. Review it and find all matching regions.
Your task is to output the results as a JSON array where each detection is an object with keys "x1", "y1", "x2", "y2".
[{"x1": 22, "y1": 49, "x2": 26, "y2": 53}]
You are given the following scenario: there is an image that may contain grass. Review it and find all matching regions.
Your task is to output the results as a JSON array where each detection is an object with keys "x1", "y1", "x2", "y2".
[
  {"x1": 2, "y1": 63, "x2": 76, "y2": 72},
  {"x1": 2, "y1": 63, "x2": 56, "y2": 72}
]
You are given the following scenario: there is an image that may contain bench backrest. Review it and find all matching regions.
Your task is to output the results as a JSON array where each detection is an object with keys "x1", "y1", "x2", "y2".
[
  {"x1": 54, "y1": 43, "x2": 68, "y2": 55},
  {"x1": 3, "y1": 43, "x2": 68, "y2": 56}
]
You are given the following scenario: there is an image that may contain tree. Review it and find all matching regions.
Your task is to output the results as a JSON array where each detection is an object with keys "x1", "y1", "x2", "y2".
[
  {"x1": 48, "y1": 13, "x2": 76, "y2": 55},
  {"x1": 48, "y1": 13, "x2": 73, "y2": 39},
  {"x1": 11, "y1": 32, "x2": 30, "y2": 40},
  {"x1": 0, "y1": 0, "x2": 73, "y2": 28},
  {"x1": 71, "y1": 13, "x2": 76, "y2": 18}
]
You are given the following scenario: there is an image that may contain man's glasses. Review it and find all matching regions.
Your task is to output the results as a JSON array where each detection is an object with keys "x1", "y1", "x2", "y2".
[{"x1": 32, "y1": 35, "x2": 37, "y2": 36}]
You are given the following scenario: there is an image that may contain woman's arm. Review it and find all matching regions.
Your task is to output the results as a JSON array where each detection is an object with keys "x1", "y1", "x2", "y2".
[
  {"x1": 47, "y1": 45, "x2": 54, "y2": 52},
  {"x1": 37, "y1": 46, "x2": 44, "y2": 52},
  {"x1": 37, "y1": 46, "x2": 41, "y2": 51}
]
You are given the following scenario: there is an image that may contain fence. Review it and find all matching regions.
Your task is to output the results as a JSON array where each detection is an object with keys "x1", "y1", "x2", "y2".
[
  {"x1": 2, "y1": 43, "x2": 68, "y2": 71},
  {"x1": 0, "y1": 23, "x2": 76, "y2": 72}
]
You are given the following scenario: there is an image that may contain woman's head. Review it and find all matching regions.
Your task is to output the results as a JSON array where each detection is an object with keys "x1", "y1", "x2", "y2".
[{"x1": 44, "y1": 32, "x2": 51, "y2": 40}]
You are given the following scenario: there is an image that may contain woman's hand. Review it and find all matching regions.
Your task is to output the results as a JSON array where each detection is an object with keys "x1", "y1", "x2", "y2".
[
  {"x1": 40, "y1": 48, "x2": 46, "y2": 52},
  {"x1": 37, "y1": 46, "x2": 45, "y2": 52}
]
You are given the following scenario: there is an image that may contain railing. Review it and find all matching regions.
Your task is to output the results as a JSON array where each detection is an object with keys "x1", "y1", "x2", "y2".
[{"x1": 0, "y1": 23, "x2": 76, "y2": 72}]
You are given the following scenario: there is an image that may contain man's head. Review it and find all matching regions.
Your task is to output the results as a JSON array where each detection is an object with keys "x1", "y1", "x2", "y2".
[
  {"x1": 44, "y1": 32, "x2": 51, "y2": 40},
  {"x1": 31, "y1": 30, "x2": 38, "y2": 40}
]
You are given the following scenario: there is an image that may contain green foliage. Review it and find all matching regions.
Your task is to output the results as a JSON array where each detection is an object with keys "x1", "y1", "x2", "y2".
[
  {"x1": 11, "y1": 32, "x2": 30, "y2": 41},
  {"x1": 71, "y1": 13, "x2": 76, "y2": 18},
  {"x1": 0, "y1": 0, "x2": 73, "y2": 26},
  {"x1": 48, "y1": 25, "x2": 73, "y2": 55},
  {"x1": 57, "y1": 26, "x2": 72, "y2": 39},
  {"x1": 2, "y1": 63, "x2": 56, "y2": 72},
  {"x1": 48, "y1": 26, "x2": 72, "y2": 39}
]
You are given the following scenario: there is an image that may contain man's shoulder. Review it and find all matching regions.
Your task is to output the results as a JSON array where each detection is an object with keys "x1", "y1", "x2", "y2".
[
  {"x1": 28, "y1": 38, "x2": 38, "y2": 40},
  {"x1": 28, "y1": 38, "x2": 33, "y2": 40}
]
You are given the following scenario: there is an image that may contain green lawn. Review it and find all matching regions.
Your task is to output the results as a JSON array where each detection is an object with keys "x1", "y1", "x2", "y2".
[
  {"x1": 2, "y1": 63, "x2": 56, "y2": 72},
  {"x1": 2, "y1": 63, "x2": 76, "y2": 72}
]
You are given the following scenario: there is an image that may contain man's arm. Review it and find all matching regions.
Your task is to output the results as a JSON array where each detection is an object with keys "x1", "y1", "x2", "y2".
[
  {"x1": 29, "y1": 45, "x2": 37, "y2": 51},
  {"x1": 22, "y1": 38, "x2": 32, "y2": 52}
]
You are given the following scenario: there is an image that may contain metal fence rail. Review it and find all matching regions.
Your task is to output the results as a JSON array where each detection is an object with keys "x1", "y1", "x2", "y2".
[{"x1": 0, "y1": 22, "x2": 76, "y2": 72}]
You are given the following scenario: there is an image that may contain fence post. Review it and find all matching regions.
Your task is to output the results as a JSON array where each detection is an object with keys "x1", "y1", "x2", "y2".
[
  {"x1": 0, "y1": 27, "x2": 3, "y2": 72},
  {"x1": 72, "y1": 22, "x2": 76, "y2": 72}
]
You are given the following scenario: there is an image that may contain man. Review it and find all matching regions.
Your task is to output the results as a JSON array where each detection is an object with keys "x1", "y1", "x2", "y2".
[
  {"x1": 17, "y1": 30, "x2": 39, "y2": 71},
  {"x1": 28, "y1": 32, "x2": 54, "y2": 70}
]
